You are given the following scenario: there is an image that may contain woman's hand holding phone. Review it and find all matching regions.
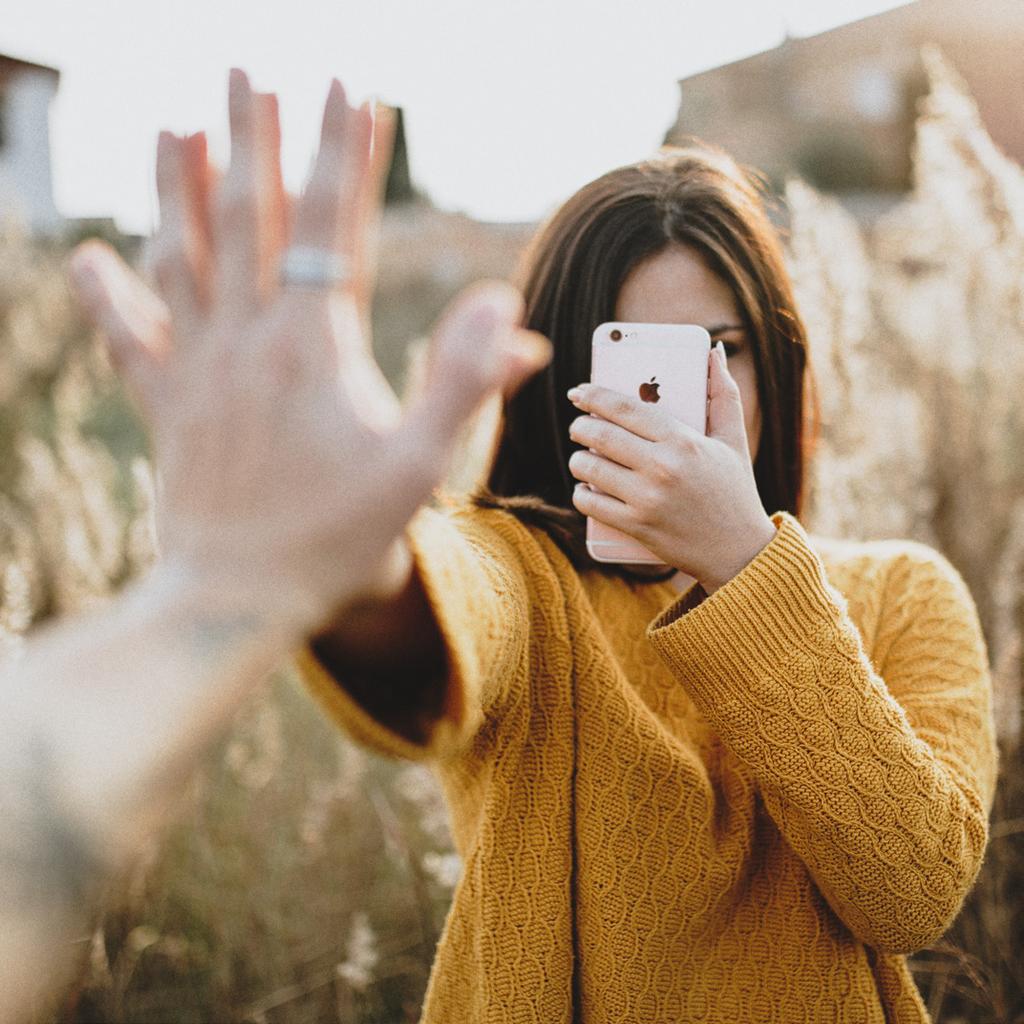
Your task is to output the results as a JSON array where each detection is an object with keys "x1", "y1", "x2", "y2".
[{"x1": 567, "y1": 342, "x2": 776, "y2": 595}]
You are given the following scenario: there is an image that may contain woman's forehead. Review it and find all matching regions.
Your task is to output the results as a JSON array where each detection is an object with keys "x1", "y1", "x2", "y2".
[{"x1": 613, "y1": 243, "x2": 740, "y2": 326}]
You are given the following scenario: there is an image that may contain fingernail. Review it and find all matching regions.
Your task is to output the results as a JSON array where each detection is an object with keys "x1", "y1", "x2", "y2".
[
  {"x1": 567, "y1": 386, "x2": 584, "y2": 403},
  {"x1": 716, "y1": 340, "x2": 727, "y2": 366}
]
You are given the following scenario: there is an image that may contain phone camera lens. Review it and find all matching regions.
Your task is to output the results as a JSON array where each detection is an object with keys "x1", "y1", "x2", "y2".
[{"x1": 610, "y1": 329, "x2": 622, "y2": 341}]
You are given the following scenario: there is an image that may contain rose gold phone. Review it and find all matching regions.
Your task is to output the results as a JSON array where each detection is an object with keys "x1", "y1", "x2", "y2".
[{"x1": 585, "y1": 321, "x2": 711, "y2": 565}]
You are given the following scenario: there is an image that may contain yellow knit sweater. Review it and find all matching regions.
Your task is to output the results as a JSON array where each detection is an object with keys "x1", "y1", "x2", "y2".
[{"x1": 297, "y1": 501, "x2": 998, "y2": 1023}]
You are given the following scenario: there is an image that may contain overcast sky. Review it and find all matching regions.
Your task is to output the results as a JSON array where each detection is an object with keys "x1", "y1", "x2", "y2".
[{"x1": 3, "y1": 0, "x2": 910, "y2": 233}]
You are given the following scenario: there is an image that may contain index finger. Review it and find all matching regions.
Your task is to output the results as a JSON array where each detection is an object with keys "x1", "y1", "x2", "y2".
[{"x1": 566, "y1": 383, "x2": 700, "y2": 444}]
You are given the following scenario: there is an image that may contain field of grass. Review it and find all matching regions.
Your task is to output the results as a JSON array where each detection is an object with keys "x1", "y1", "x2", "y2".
[{"x1": 1, "y1": 49, "x2": 1020, "y2": 1024}]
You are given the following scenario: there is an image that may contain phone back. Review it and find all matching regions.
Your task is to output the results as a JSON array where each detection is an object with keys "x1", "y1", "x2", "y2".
[{"x1": 585, "y1": 322, "x2": 711, "y2": 565}]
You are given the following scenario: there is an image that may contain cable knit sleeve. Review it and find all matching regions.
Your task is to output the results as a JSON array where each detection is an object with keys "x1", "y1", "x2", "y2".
[
  {"x1": 645, "y1": 510, "x2": 998, "y2": 955},
  {"x1": 295, "y1": 502, "x2": 532, "y2": 762}
]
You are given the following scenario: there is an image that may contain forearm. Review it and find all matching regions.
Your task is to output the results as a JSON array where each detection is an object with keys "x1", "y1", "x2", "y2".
[
  {"x1": 647, "y1": 514, "x2": 995, "y2": 953},
  {"x1": 0, "y1": 562, "x2": 307, "y2": 1019},
  {"x1": 3, "y1": 564, "x2": 299, "y2": 884}
]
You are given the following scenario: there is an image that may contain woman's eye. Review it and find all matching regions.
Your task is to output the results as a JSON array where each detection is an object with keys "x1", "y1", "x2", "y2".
[{"x1": 713, "y1": 339, "x2": 742, "y2": 355}]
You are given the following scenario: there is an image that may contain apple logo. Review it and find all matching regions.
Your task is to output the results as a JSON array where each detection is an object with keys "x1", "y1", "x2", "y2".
[{"x1": 639, "y1": 376, "x2": 661, "y2": 403}]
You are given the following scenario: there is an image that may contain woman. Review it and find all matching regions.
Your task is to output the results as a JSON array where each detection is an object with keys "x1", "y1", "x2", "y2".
[
  {"x1": 104, "y1": 75, "x2": 997, "y2": 1022},
  {"x1": 305, "y1": 139, "x2": 997, "y2": 1023}
]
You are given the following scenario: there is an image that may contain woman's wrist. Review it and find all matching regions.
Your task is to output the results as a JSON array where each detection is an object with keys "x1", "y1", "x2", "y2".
[{"x1": 698, "y1": 515, "x2": 778, "y2": 596}]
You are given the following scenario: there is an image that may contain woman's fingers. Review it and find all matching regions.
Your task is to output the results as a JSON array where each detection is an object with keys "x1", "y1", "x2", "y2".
[
  {"x1": 706, "y1": 341, "x2": 750, "y2": 455},
  {"x1": 567, "y1": 383, "x2": 702, "y2": 446},
  {"x1": 568, "y1": 413, "x2": 651, "y2": 470},
  {"x1": 571, "y1": 482, "x2": 635, "y2": 533},
  {"x1": 567, "y1": 449, "x2": 635, "y2": 502},
  {"x1": 69, "y1": 240, "x2": 170, "y2": 417}
]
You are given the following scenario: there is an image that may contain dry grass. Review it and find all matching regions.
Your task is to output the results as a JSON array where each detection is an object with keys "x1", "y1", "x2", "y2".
[
  {"x1": 0, "y1": 49, "x2": 1020, "y2": 1024},
  {"x1": 789, "y1": 49, "x2": 1024, "y2": 1022}
]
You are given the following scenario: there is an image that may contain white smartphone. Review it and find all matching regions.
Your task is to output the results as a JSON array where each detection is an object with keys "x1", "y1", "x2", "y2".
[{"x1": 584, "y1": 321, "x2": 711, "y2": 565}]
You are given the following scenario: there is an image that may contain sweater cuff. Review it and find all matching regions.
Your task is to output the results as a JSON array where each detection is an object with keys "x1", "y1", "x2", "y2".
[
  {"x1": 645, "y1": 512, "x2": 846, "y2": 707},
  {"x1": 295, "y1": 505, "x2": 484, "y2": 762}
]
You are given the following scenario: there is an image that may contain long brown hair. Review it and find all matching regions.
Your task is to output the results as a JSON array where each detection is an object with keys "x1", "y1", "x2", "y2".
[{"x1": 473, "y1": 142, "x2": 818, "y2": 577}]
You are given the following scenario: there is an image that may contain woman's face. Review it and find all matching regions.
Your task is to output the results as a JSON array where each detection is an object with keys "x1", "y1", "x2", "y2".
[{"x1": 613, "y1": 242, "x2": 762, "y2": 459}]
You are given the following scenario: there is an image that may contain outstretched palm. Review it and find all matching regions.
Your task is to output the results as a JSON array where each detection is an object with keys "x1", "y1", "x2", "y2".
[{"x1": 71, "y1": 71, "x2": 548, "y2": 631}]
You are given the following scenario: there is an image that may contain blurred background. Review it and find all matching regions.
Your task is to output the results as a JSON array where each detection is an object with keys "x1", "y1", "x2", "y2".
[{"x1": 2, "y1": 0, "x2": 1023, "y2": 1021}]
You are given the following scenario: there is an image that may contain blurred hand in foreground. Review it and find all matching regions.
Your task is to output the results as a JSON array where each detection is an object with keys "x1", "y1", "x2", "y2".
[
  {"x1": 72, "y1": 70, "x2": 549, "y2": 634},
  {"x1": 0, "y1": 70, "x2": 549, "y2": 1024}
]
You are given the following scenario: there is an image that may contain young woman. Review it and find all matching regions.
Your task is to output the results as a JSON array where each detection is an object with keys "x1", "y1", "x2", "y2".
[
  {"x1": 97, "y1": 74, "x2": 997, "y2": 1024},
  {"x1": 304, "y1": 138, "x2": 998, "y2": 1024}
]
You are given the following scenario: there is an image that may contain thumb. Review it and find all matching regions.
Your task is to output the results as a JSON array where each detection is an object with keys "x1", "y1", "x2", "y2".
[
  {"x1": 707, "y1": 341, "x2": 749, "y2": 453},
  {"x1": 497, "y1": 328, "x2": 553, "y2": 399},
  {"x1": 404, "y1": 280, "x2": 542, "y2": 449}
]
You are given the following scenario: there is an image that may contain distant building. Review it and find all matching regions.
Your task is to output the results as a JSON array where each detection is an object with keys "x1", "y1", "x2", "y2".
[
  {"x1": 667, "y1": 0, "x2": 1024, "y2": 193},
  {"x1": 0, "y1": 53, "x2": 61, "y2": 234},
  {"x1": 383, "y1": 106, "x2": 416, "y2": 205}
]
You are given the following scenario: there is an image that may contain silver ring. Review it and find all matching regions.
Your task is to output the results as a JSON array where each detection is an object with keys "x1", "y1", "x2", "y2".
[{"x1": 279, "y1": 246, "x2": 351, "y2": 289}]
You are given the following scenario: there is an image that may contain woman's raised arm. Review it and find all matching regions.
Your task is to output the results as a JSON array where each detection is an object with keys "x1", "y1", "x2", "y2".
[{"x1": 645, "y1": 513, "x2": 997, "y2": 955}]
